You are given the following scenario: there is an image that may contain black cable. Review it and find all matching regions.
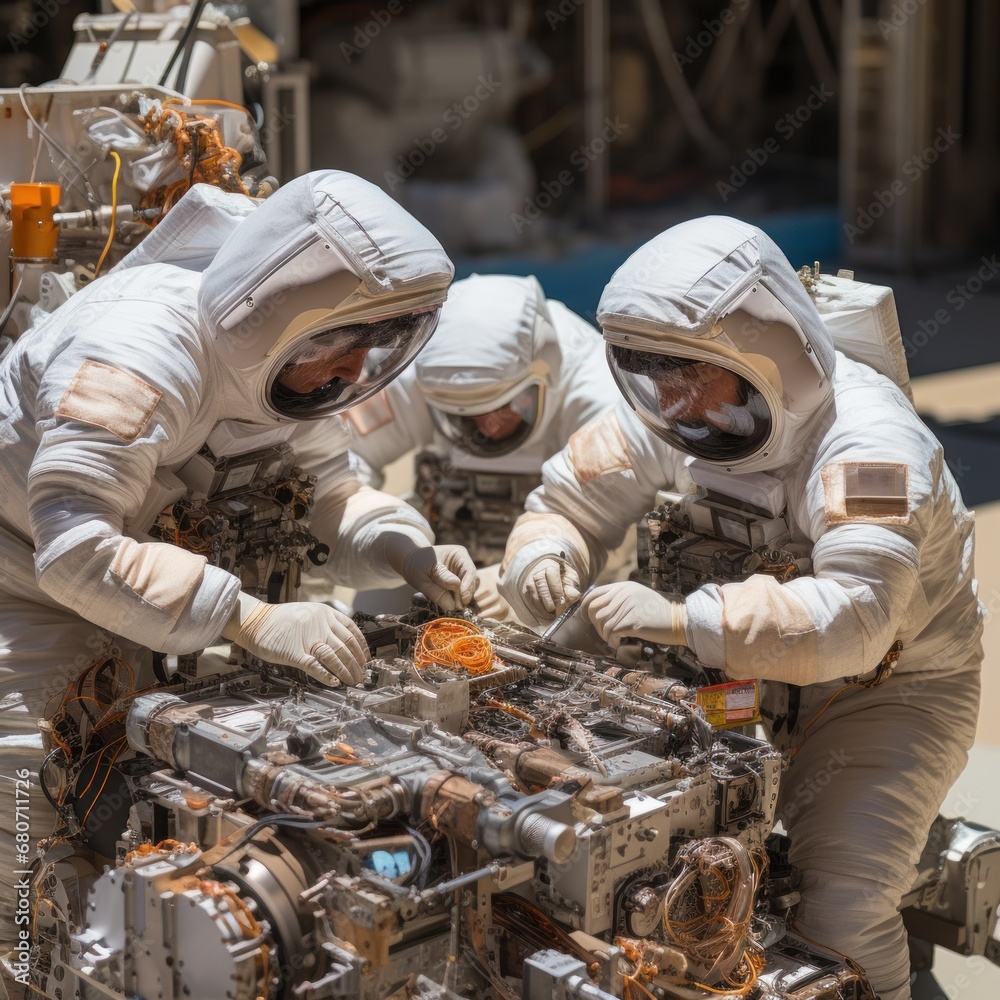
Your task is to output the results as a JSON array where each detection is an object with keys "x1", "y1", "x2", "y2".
[
  {"x1": 405, "y1": 825, "x2": 433, "y2": 887},
  {"x1": 209, "y1": 813, "x2": 328, "y2": 866},
  {"x1": 174, "y1": 4, "x2": 206, "y2": 97},
  {"x1": 243, "y1": 813, "x2": 328, "y2": 839},
  {"x1": 38, "y1": 748, "x2": 70, "y2": 813},
  {"x1": 158, "y1": 0, "x2": 209, "y2": 89}
]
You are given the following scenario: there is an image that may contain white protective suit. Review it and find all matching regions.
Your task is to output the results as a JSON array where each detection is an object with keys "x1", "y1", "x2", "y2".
[
  {"x1": 499, "y1": 217, "x2": 984, "y2": 999},
  {"x1": 336, "y1": 273, "x2": 620, "y2": 615},
  {"x1": 0, "y1": 171, "x2": 459, "y2": 955},
  {"x1": 346, "y1": 274, "x2": 616, "y2": 487}
]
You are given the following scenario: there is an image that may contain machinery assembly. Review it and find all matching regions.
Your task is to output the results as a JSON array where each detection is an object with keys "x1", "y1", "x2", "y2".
[
  {"x1": 13, "y1": 432, "x2": 997, "y2": 1000},
  {"x1": 1, "y1": 5, "x2": 998, "y2": 1000},
  {"x1": 27, "y1": 608, "x2": 851, "y2": 1000}
]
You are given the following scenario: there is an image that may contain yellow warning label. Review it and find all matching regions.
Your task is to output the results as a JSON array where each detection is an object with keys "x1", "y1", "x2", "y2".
[{"x1": 696, "y1": 679, "x2": 761, "y2": 729}]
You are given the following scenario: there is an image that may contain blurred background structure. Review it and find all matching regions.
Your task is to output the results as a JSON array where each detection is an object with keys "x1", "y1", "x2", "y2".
[{"x1": 2, "y1": 3, "x2": 999, "y2": 995}]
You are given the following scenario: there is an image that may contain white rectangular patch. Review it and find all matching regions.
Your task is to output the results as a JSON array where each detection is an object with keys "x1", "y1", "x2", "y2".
[
  {"x1": 822, "y1": 461, "x2": 910, "y2": 526},
  {"x1": 56, "y1": 359, "x2": 162, "y2": 442}
]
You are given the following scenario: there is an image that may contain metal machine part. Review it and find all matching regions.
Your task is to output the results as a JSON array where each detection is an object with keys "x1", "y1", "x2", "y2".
[
  {"x1": 633, "y1": 466, "x2": 806, "y2": 600},
  {"x1": 413, "y1": 450, "x2": 542, "y2": 567},
  {"x1": 25, "y1": 606, "x2": 876, "y2": 1000},
  {"x1": 1, "y1": 80, "x2": 267, "y2": 338},
  {"x1": 522, "y1": 951, "x2": 618, "y2": 1000},
  {"x1": 147, "y1": 441, "x2": 326, "y2": 603},
  {"x1": 138, "y1": 440, "x2": 327, "y2": 680},
  {"x1": 902, "y1": 816, "x2": 1000, "y2": 964}
]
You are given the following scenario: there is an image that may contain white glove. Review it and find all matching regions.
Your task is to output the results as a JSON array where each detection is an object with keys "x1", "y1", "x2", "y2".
[
  {"x1": 473, "y1": 563, "x2": 511, "y2": 621},
  {"x1": 382, "y1": 532, "x2": 478, "y2": 610},
  {"x1": 523, "y1": 557, "x2": 582, "y2": 619},
  {"x1": 222, "y1": 592, "x2": 368, "y2": 686},
  {"x1": 581, "y1": 582, "x2": 687, "y2": 650}
]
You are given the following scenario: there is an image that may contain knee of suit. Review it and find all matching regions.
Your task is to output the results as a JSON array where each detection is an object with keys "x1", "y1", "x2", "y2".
[
  {"x1": 796, "y1": 868, "x2": 900, "y2": 934},
  {"x1": 794, "y1": 868, "x2": 912, "y2": 999}
]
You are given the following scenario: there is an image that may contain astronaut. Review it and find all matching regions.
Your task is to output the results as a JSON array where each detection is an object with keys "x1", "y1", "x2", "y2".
[
  {"x1": 340, "y1": 273, "x2": 619, "y2": 618},
  {"x1": 0, "y1": 170, "x2": 476, "y2": 953},
  {"x1": 499, "y1": 217, "x2": 983, "y2": 1000}
]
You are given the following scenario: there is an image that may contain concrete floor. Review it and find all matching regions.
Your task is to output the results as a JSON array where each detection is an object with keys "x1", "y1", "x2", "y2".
[{"x1": 911, "y1": 364, "x2": 1000, "y2": 997}]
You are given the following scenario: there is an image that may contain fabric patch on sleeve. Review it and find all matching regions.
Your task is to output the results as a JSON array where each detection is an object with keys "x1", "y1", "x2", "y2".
[
  {"x1": 721, "y1": 573, "x2": 820, "y2": 683},
  {"x1": 567, "y1": 410, "x2": 632, "y2": 484},
  {"x1": 821, "y1": 462, "x2": 910, "y2": 526},
  {"x1": 345, "y1": 390, "x2": 395, "y2": 436},
  {"x1": 56, "y1": 360, "x2": 162, "y2": 442},
  {"x1": 109, "y1": 538, "x2": 207, "y2": 624}
]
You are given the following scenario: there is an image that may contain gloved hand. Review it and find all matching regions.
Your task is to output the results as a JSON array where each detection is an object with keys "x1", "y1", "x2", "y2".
[
  {"x1": 581, "y1": 582, "x2": 687, "y2": 650},
  {"x1": 382, "y1": 532, "x2": 477, "y2": 610},
  {"x1": 473, "y1": 563, "x2": 511, "y2": 621},
  {"x1": 523, "y1": 557, "x2": 582, "y2": 619},
  {"x1": 222, "y1": 592, "x2": 368, "y2": 686}
]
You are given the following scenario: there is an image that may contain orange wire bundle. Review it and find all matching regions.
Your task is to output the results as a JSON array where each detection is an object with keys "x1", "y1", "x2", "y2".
[
  {"x1": 661, "y1": 837, "x2": 767, "y2": 997},
  {"x1": 138, "y1": 100, "x2": 250, "y2": 220},
  {"x1": 414, "y1": 618, "x2": 496, "y2": 676}
]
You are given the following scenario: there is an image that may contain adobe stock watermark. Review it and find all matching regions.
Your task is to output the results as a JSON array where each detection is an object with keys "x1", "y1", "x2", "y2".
[
  {"x1": 258, "y1": 108, "x2": 297, "y2": 150},
  {"x1": 937, "y1": 955, "x2": 992, "y2": 1000},
  {"x1": 511, "y1": 116, "x2": 629, "y2": 233},
  {"x1": 877, "y1": 0, "x2": 931, "y2": 39},
  {"x1": 717, "y1": 84, "x2": 834, "y2": 202},
  {"x1": 383, "y1": 75, "x2": 501, "y2": 192},
  {"x1": 339, "y1": 0, "x2": 415, "y2": 64},
  {"x1": 843, "y1": 126, "x2": 961, "y2": 244},
  {"x1": 544, "y1": 0, "x2": 588, "y2": 29},
  {"x1": 8, "y1": 0, "x2": 74, "y2": 53},
  {"x1": 902, "y1": 254, "x2": 1000, "y2": 360},
  {"x1": 10, "y1": 766, "x2": 33, "y2": 987},
  {"x1": 674, "y1": 0, "x2": 751, "y2": 71}
]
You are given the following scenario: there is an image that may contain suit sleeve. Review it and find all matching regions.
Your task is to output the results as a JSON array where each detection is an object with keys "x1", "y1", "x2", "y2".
[
  {"x1": 685, "y1": 416, "x2": 931, "y2": 684},
  {"x1": 500, "y1": 401, "x2": 688, "y2": 621},
  {"x1": 27, "y1": 319, "x2": 240, "y2": 654},
  {"x1": 296, "y1": 439, "x2": 435, "y2": 590}
]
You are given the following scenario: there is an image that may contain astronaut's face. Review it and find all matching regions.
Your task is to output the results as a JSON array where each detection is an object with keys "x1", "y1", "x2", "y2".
[
  {"x1": 654, "y1": 360, "x2": 743, "y2": 428},
  {"x1": 275, "y1": 346, "x2": 370, "y2": 393},
  {"x1": 607, "y1": 343, "x2": 773, "y2": 461},
  {"x1": 471, "y1": 404, "x2": 524, "y2": 442},
  {"x1": 268, "y1": 309, "x2": 441, "y2": 419},
  {"x1": 428, "y1": 384, "x2": 542, "y2": 458}
]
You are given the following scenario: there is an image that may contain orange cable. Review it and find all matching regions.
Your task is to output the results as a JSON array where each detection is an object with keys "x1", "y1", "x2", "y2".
[{"x1": 414, "y1": 618, "x2": 496, "y2": 675}]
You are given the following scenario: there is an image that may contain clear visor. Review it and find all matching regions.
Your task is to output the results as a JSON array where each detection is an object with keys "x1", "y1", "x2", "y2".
[
  {"x1": 269, "y1": 310, "x2": 439, "y2": 419},
  {"x1": 608, "y1": 345, "x2": 773, "y2": 462},
  {"x1": 429, "y1": 384, "x2": 541, "y2": 458}
]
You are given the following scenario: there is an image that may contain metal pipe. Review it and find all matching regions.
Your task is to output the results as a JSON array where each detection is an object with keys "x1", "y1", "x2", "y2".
[
  {"x1": 426, "y1": 862, "x2": 500, "y2": 897},
  {"x1": 54, "y1": 204, "x2": 137, "y2": 229}
]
